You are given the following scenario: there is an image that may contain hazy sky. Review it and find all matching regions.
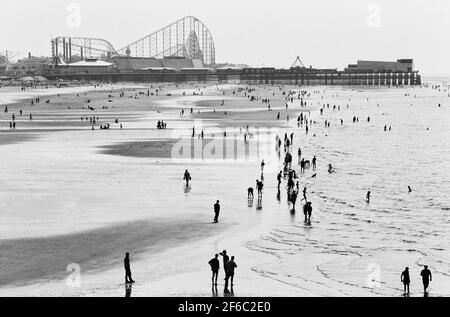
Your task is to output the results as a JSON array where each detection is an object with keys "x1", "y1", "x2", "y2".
[{"x1": 1, "y1": 0, "x2": 449, "y2": 76}]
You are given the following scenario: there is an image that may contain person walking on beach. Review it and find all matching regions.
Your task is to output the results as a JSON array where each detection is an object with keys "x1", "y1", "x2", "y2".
[
  {"x1": 277, "y1": 171, "x2": 283, "y2": 189},
  {"x1": 124, "y1": 252, "x2": 135, "y2": 284},
  {"x1": 401, "y1": 267, "x2": 410, "y2": 294},
  {"x1": 420, "y1": 265, "x2": 432, "y2": 294},
  {"x1": 312, "y1": 156, "x2": 317, "y2": 170},
  {"x1": 291, "y1": 190, "x2": 298, "y2": 212},
  {"x1": 213, "y1": 200, "x2": 221, "y2": 223},
  {"x1": 366, "y1": 191, "x2": 371, "y2": 203},
  {"x1": 183, "y1": 170, "x2": 191, "y2": 186},
  {"x1": 208, "y1": 254, "x2": 220, "y2": 285},
  {"x1": 225, "y1": 256, "x2": 237, "y2": 287}
]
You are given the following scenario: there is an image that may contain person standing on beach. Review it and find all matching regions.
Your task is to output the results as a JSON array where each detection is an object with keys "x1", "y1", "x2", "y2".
[
  {"x1": 277, "y1": 171, "x2": 283, "y2": 188},
  {"x1": 225, "y1": 256, "x2": 237, "y2": 287},
  {"x1": 366, "y1": 191, "x2": 371, "y2": 203},
  {"x1": 124, "y1": 252, "x2": 135, "y2": 284},
  {"x1": 208, "y1": 254, "x2": 220, "y2": 285},
  {"x1": 256, "y1": 180, "x2": 264, "y2": 198},
  {"x1": 420, "y1": 265, "x2": 432, "y2": 294},
  {"x1": 401, "y1": 267, "x2": 410, "y2": 294},
  {"x1": 312, "y1": 156, "x2": 317, "y2": 170},
  {"x1": 213, "y1": 200, "x2": 221, "y2": 223},
  {"x1": 219, "y1": 250, "x2": 229, "y2": 278}
]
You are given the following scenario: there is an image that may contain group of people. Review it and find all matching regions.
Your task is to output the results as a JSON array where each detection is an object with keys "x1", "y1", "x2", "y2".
[{"x1": 157, "y1": 120, "x2": 168, "y2": 129}]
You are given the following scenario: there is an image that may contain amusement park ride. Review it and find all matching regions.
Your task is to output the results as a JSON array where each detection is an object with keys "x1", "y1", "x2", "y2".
[{"x1": 51, "y1": 16, "x2": 215, "y2": 66}]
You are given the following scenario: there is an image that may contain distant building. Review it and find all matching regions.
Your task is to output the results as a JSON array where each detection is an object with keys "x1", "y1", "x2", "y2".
[
  {"x1": 10, "y1": 55, "x2": 52, "y2": 77},
  {"x1": 345, "y1": 59, "x2": 414, "y2": 72}
]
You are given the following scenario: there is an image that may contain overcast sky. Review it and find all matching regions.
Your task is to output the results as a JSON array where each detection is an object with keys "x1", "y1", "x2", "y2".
[{"x1": 1, "y1": 0, "x2": 449, "y2": 76}]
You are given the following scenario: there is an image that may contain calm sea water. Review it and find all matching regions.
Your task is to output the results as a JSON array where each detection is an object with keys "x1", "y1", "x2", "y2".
[{"x1": 247, "y1": 82, "x2": 450, "y2": 296}]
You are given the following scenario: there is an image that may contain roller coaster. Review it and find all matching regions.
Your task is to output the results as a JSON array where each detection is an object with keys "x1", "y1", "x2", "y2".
[{"x1": 52, "y1": 16, "x2": 215, "y2": 66}]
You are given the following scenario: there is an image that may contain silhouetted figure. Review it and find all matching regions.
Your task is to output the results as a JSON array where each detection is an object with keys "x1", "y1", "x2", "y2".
[
  {"x1": 124, "y1": 252, "x2": 135, "y2": 284},
  {"x1": 287, "y1": 176, "x2": 295, "y2": 192},
  {"x1": 213, "y1": 200, "x2": 220, "y2": 223},
  {"x1": 125, "y1": 283, "x2": 133, "y2": 297},
  {"x1": 212, "y1": 284, "x2": 219, "y2": 297},
  {"x1": 256, "y1": 180, "x2": 264, "y2": 198},
  {"x1": 219, "y1": 250, "x2": 229, "y2": 278},
  {"x1": 225, "y1": 256, "x2": 237, "y2": 288},
  {"x1": 303, "y1": 202, "x2": 313, "y2": 223},
  {"x1": 408, "y1": 186, "x2": 412, "y2": 193},
  {"x1": 301, "y1": 187, "x2": 307, "y2": 202},
  {"x1": 183, "y1": 170, "x2": 191, "y2": 186},
  {"x1": 401, "y1": 267, "x2": 410, "y2": 294},
  {"x1": 208, "y1": 254, "x2": 220, "y2": 285},
  {"x1": 312, "y1": 156, "x2": 317, "y2": 170},
  {"x1": 420, "y1": 265, "x2": 432, "y2": 294},
  {"x1": 366, "y1": 191, "x2": 371, "y2": 203},
  {"x1": 247, "y1": 187, "x2": 254, "y2": 199},
  {"x1": 277, "y1": 171, "x2": 283, "y2": 188},
  {"x1": 291, "y1": 190, "x2": 298, "y2": 212}
]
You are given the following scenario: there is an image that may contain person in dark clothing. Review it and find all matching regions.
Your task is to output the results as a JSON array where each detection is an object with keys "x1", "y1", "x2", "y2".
[
  {"x1": 256, "y1": 180, "x2": 264, "y2": 198},
  {"x1": 208, "y1": 254, "x2": 220, "y2": 285},
  {"x1": 214, "y1": 200, "x2": 220, "y2": 223},
  {"x1": 287, "y1": 176, "x2": 295, "y2": 192},
  {"x1": 124, "y1": 252, "x2": 135, "y2": 284},
  {"x1": 219, "y1": 250, "x2": 229, "y2": 278},
  {"x1": 301, "y1": 187, "x2": 307, "y2": 202},
  {"x1": 277, "y1": 171, "x2": 283, "y2": 188},
  {"x1": 225, "y1": 256, "x2": 237, "y2": 287},
  {"x1": 420, "y1": 265, "x2": 432, "y2": 294},
  {"x1": 291, "y1": 190, "x2": 298, "y2": 212},
  {"x1": 303, "y1": 202, "x2": 313, "y2": 223},
  {"x1": 401, "y1": 267, "x2": 410, "y2": 294}
]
